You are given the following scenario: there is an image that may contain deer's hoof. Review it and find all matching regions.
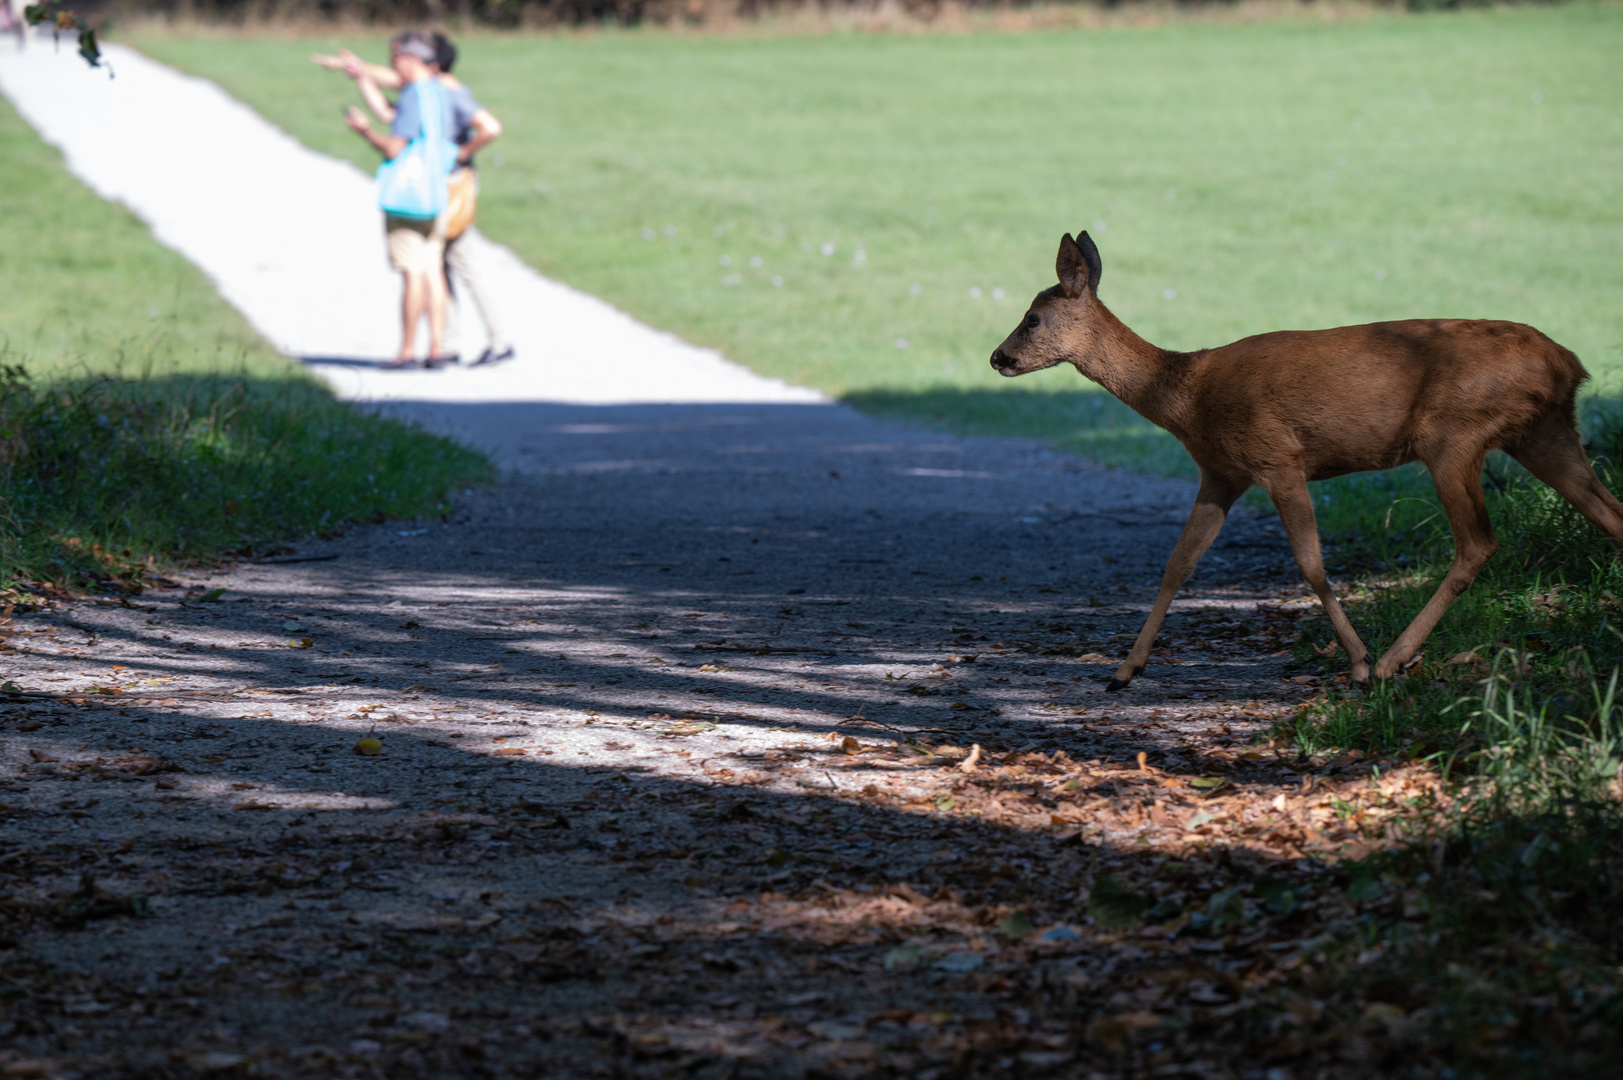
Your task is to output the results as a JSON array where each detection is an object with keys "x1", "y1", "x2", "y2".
[{"x1": 1105, "y1": 678, "x2": 1130, "y2": 692}]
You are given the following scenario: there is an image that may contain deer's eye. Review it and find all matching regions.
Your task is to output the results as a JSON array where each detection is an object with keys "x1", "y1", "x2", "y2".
[{"x1": 1025, "y1": 313, "x2": 1041, "y2": 330}]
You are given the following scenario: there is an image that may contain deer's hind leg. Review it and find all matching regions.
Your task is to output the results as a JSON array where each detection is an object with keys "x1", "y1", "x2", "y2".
[
  {"x1": 1506, "y1": 413, "x2": 1623, "y2": 550},
  {"x1": 1108, "y1": 472, "x2": 1244, "y2": 691},
  {"x1": 1261, "y1": 469, "x2": 1372, "y2": 683},
  {"x1": 1373, "y1": 449, "x2": 1498, "y2": 679}
]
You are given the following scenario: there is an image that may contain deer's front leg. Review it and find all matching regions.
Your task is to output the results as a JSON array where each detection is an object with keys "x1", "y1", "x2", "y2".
[
  {"x1": 1108, "y1": 475, "x2": 1242, "y2": 691},
  {"x1": 1261, "y1": 472, "x2": 1371, "y2": 683}
]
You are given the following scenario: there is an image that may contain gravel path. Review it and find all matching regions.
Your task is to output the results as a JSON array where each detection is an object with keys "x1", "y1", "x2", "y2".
[
  {"x1": 0, "y1": 36, "x2": 1383, "y2": 1080},
  {"x1": 0, "y1": 401, "x2": 1359, "y2": 1078}
]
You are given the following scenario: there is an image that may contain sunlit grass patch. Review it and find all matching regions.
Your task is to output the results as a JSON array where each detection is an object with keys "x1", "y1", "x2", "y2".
[
  {"x1": 0, "y1": 93, "x2": 289, "y2": 381},
  {"x1": 0, "y1": 364, "x2": 493, "y2": 598},
  {"x1": 128, "y1": 4, "x2": 1623, "y2": 432}
]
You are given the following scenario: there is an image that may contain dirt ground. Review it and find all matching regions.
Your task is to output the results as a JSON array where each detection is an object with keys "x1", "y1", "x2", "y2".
[{"x1": 1, "y1": 402, "x2": 1425, "y2": 1079}]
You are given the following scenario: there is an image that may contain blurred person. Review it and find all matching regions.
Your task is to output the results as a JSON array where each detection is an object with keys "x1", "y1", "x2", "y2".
[
  {"x1": 343, "y1": 30, "x2": 458, "y2": 369},
  {"x1": 3, "y1": 0, "x2": 25, "y2": 42},
  {"x1": 316, "y1": 35, "x2": 513, "y2": 366}
]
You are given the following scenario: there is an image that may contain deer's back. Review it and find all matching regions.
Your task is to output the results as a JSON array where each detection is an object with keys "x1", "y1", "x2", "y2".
[{"x1": 1178, "y1": 319, "x2": 1586, "y2": 481}]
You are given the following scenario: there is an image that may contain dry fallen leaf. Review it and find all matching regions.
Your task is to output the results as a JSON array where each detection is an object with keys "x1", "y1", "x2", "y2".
[
  {"x1": 1086, "y1": 1011, "x2": 1162, "y2": 1053},
  {"x1": 958, "y1": 743, "x2": 982, "y2": 774}
]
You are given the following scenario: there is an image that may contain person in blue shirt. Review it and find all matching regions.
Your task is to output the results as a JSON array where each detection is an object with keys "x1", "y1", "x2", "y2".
[
  {"x1": 318, "y1": 33, "x2": 512, "y2": 368},
  {"x1": 342, "y1": 31, "x2": 456, "y2": 369}
]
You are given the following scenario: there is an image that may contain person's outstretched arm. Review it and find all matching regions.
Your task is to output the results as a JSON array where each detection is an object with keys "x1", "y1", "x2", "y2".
[
  {"x1": 312, "y1": 49, "x2": 402, "y2": 89},
  {"x1": 457, "y1": 108, "x2": 503, "y2": 166}
]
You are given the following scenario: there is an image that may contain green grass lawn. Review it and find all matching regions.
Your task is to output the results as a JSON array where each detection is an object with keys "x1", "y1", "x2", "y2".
[
  {"x1": 130, "y1": 5, "x2": 1623, "y2": 441},
  {"x1": 0, "y1": 94, "x2": 291, "y2": 380}
]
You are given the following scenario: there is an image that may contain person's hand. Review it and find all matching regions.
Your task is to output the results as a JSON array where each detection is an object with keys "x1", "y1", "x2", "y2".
[
  {"x1": 339, "y1": 49, "x2": 365, "y2": 79},
  {"x1": 345, "y1": 106, "x2": 372, "y2": 134}
]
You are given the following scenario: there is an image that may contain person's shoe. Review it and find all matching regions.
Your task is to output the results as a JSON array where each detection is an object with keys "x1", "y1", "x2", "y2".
[
  {"x1": 423, "y1": 353, "x2": 460, "y2": 370},
  {"x1": 471, "y1": 345, "x2": 515, "y2": 367},
  {"x1": 382, "y1": 357, "x2": 421, "y2": 370}
]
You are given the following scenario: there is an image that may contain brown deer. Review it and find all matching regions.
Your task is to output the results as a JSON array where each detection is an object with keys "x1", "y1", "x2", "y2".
[{"x1": 991, "y1": 231, "x2": 1623, "y2": 689}]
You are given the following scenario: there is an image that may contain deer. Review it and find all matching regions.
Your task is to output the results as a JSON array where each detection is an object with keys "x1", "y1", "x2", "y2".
[{"x1": 991, "y1": 231, "x2": 1623, "y2": 690}]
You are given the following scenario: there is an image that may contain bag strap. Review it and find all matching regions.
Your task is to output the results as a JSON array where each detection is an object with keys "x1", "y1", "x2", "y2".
[{"x1": 413, "y1": 80, "x2": 446, "y2": 147}]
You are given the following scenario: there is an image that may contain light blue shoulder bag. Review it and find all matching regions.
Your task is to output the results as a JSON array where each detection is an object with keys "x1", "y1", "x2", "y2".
[{"x1": 376, "y1": 80, "x2": 457, "y2": 220}]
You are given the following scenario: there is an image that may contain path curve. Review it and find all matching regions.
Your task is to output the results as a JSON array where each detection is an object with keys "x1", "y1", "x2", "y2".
[{"x1": 0, "y1": 36, "x2": 824, "y2": 405}]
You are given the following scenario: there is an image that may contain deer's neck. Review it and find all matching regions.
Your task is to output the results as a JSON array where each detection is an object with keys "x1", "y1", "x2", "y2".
[{"x1": 1072, "y1": 302, "x2": 1193, "y2": 431}]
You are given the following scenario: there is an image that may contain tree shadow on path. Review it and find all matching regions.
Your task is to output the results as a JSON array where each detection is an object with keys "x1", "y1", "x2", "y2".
[{"x1": 0, "y1": 401, "x2": 1417, "y2": 1078}]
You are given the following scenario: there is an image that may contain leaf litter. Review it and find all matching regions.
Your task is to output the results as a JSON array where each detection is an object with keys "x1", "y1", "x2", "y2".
[{"x1": 0, "y1": 485, "x2": 1493, "y2": 1078}]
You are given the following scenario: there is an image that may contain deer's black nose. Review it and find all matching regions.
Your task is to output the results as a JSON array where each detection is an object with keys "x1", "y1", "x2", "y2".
[{"x1": 990, "y1": 349, "x2": 1007, "y2": 368}]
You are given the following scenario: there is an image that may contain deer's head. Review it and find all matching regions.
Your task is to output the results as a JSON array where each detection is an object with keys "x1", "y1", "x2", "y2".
[{"x1": 990, "y1": 231, "x2": 1102, "y2": 378}]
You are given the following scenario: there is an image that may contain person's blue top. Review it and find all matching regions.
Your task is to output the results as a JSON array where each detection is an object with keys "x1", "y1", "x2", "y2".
[
  {"x1": 390, "y1": 80, "x2": 456, "y2": 142},
  {"x1": 446, "y1": 84, "x2": 482, "y2": 147}
]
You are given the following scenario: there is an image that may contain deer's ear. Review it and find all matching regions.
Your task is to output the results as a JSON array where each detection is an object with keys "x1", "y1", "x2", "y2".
[
  {"x1": 1075, "y1": 230, "x2": 1102, "y2": 294},
  {"x1": 1056, "y1": 233, "x2": 1089, "y2": 299}
]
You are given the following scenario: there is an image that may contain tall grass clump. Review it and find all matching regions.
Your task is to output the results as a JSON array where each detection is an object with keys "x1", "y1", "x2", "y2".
[
  {"x1": 1286, "y1": 671, "x2": 1623, "y2": 1079},
  {"x1": 0, "y1": 363, "x2": 492, "y2": 597},
  {"x1": 1470, "y1": 668, "x2": 1623, "y2": 806},
  {"x1": 1272, "y1": 408, "x2": 1623, "y2": 1077}
]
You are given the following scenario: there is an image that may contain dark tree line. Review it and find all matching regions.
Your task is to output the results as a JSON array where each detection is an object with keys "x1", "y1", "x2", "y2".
[{"x1": 96, "y1": 0, "x2": 1530, "y2": 31}]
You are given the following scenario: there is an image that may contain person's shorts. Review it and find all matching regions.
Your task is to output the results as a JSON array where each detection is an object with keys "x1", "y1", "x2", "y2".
[{"x1": 385, "y1": 214, "x2": 447, "y2": 274}]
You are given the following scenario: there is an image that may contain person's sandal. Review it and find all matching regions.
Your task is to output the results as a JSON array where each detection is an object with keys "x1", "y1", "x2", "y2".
[
  {"x1": 423, "y1": 353, "x2": 460, "y2": 370},
  {"x1": 471, "y1": 345, "x2": 515, "y2": 367},
  {"x1": 382, "y1": 357, "x2": 421, "y2": 370}
]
